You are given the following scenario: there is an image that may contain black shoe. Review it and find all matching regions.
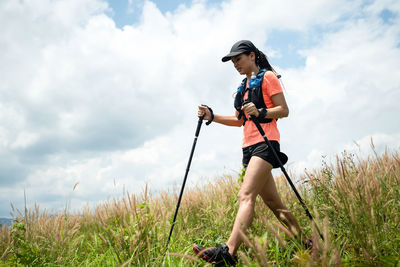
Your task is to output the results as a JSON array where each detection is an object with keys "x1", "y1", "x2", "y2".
[{"x1": 193, "y1": 243, "x2": 237, "y2": 266}]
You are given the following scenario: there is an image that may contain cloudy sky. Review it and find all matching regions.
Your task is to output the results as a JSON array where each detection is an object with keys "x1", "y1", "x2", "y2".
[{"x1": 1, "y1": 0, "x2": 399, "y2": 217}]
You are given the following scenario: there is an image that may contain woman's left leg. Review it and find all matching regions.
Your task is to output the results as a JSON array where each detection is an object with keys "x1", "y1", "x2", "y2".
[
  {"x1": 258, "y1": 170, "x2": 303, "y2": 238},
  {"x1": 226, "y1": 156, "x2": 273, "y2": 256}
]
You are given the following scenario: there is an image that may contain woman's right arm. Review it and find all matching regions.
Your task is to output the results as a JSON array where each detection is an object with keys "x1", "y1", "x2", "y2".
[{"x1": 198, "y1": 106, "x2": 243, "y2": 127}]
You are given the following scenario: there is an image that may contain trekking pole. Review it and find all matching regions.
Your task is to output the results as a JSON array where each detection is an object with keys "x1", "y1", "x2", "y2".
[
  {"x1": 166, "y1": 114, "x2": 205, "y2": 250},
  {"x1": 249, "y1": 116, "x2": 324, "y2": 241}
]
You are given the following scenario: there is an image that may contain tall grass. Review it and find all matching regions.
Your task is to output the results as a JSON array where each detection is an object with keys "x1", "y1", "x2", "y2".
[{"x1": 1, "y1": 148, "x2": 399, "y2": 266}]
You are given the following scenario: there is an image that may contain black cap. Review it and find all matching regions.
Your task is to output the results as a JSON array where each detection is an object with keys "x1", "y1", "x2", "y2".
[{"x1": 221, "y1": 40, "x2": 257, "y2": 62}]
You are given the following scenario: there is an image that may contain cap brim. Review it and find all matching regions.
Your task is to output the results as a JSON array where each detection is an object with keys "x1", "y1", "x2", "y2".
[{"x1": 221, "y1": 51, "x2": 243, "y2": 62}]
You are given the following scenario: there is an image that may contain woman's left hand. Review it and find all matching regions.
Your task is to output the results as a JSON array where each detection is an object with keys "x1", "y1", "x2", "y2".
[{"x1": 242, "y1": 102, "x2": 259, "y2": 117}]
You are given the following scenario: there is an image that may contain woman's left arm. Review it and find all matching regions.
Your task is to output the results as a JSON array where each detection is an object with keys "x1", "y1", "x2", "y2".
[
  {"x1": 242, "y1": 92, "x2": 289, "y2": 119},
  {"x1": 265, "y1": 92, "x2": 289, "y2": 119}
]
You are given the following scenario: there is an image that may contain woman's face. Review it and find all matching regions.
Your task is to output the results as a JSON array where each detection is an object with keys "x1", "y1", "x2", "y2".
[{"x1": 231, "y1": 52, "x2": 256, "y2": 75}]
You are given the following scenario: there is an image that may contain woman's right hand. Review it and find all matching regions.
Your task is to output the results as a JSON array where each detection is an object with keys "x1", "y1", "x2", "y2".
[{"x1": 198, "y1": 105, "x2": 212, "y2": 120}]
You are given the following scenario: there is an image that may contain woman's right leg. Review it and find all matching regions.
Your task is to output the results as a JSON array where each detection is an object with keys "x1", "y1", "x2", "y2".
[
  {"x1": 225, "y1": 156, "x2": 273, "y2": 256},
  {"x1": 259, "y1": 171, "x2": 303, "y2": 238}
]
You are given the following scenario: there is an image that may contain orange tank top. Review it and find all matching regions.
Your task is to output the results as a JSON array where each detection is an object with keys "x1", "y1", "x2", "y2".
[{"x1": 242, "y1": 71, "x2": 283, "y2": 148}]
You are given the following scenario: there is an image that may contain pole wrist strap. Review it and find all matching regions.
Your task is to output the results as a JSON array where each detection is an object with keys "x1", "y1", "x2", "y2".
[
  {"x1": 202, "y1": 105, "x2": 214, "y2": 125},
  {"x1": 258, "y1": 108, "x2": 267, "y2": 119}
]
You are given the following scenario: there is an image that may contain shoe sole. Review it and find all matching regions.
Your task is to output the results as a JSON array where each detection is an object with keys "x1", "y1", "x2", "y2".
[{"x1": 192, "y1": 244, "x2": 215, "y2": 263}]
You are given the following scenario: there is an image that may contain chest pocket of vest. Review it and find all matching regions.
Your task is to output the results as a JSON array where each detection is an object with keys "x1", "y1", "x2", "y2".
[
  {"x1": 246, "y1": 86, "x2": 272, "y2": 123},
  {"x1": 247, "y1": 86, "x2": 263, "y2": 108}
]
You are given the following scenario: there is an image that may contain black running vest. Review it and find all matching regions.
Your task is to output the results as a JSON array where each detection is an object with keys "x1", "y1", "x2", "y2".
[{"x1": 234, "y1": 69, "x2": 273, "y2": 125}]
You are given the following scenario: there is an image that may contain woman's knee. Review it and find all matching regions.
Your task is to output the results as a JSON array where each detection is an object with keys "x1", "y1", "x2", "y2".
[{"x1": 238, "y1": 189, "x2": 256, "y2": 205}]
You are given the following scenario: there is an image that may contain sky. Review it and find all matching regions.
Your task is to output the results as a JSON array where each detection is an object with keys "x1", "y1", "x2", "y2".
[{"x1": 0, "y1": 0, "x2": 399, "y2": 218}]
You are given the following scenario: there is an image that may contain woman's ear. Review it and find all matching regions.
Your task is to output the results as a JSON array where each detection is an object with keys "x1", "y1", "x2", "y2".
[{"x1": 250, "y1": 51, "x2": 256, "y2": 62}]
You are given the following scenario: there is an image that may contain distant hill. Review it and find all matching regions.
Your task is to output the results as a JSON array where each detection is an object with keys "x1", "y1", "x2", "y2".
[{"x1": 0, "y1": 218, "x2": 12, "y2": 227}]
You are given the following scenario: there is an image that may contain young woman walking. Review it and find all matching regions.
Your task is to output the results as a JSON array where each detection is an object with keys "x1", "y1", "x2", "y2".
[{"x1": 193, "y1": 40, "x2": 305, "y2": 266}]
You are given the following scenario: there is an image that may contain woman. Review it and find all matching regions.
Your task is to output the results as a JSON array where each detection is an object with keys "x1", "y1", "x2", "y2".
[{"x1": 193, "y1": 40, "x2": 305, "y2": 266}]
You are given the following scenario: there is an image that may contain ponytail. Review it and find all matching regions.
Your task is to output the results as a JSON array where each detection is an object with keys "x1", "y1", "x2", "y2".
[{"x1": 256, "y1": 50, "x2": 275, "y2": 73}]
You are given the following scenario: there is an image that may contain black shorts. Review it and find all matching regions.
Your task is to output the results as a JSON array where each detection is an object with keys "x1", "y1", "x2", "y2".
[{"x1": 242, "y1": 141, "x2": 288, "y2": 169}]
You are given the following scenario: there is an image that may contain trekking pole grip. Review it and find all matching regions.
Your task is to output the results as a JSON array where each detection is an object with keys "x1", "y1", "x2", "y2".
[{"x1": 195, "y1": 115, "x2": 204, "y2": 137}]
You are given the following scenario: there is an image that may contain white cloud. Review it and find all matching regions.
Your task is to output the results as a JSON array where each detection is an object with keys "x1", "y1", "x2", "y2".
[
  {"x1": 0, "y1": 0, "x2": 399, "y2": 216},
  {"x1": 279, "y1": 2, "x2": 400, "y2": 175},
  {"x1": 345, "y1": 133, "x2": 400, "y2": 155}
]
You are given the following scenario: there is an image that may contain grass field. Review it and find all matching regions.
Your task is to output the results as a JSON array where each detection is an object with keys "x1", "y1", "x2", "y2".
[{"x1": 1, "y1": 147, "x2": 399, "y2": 266}]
